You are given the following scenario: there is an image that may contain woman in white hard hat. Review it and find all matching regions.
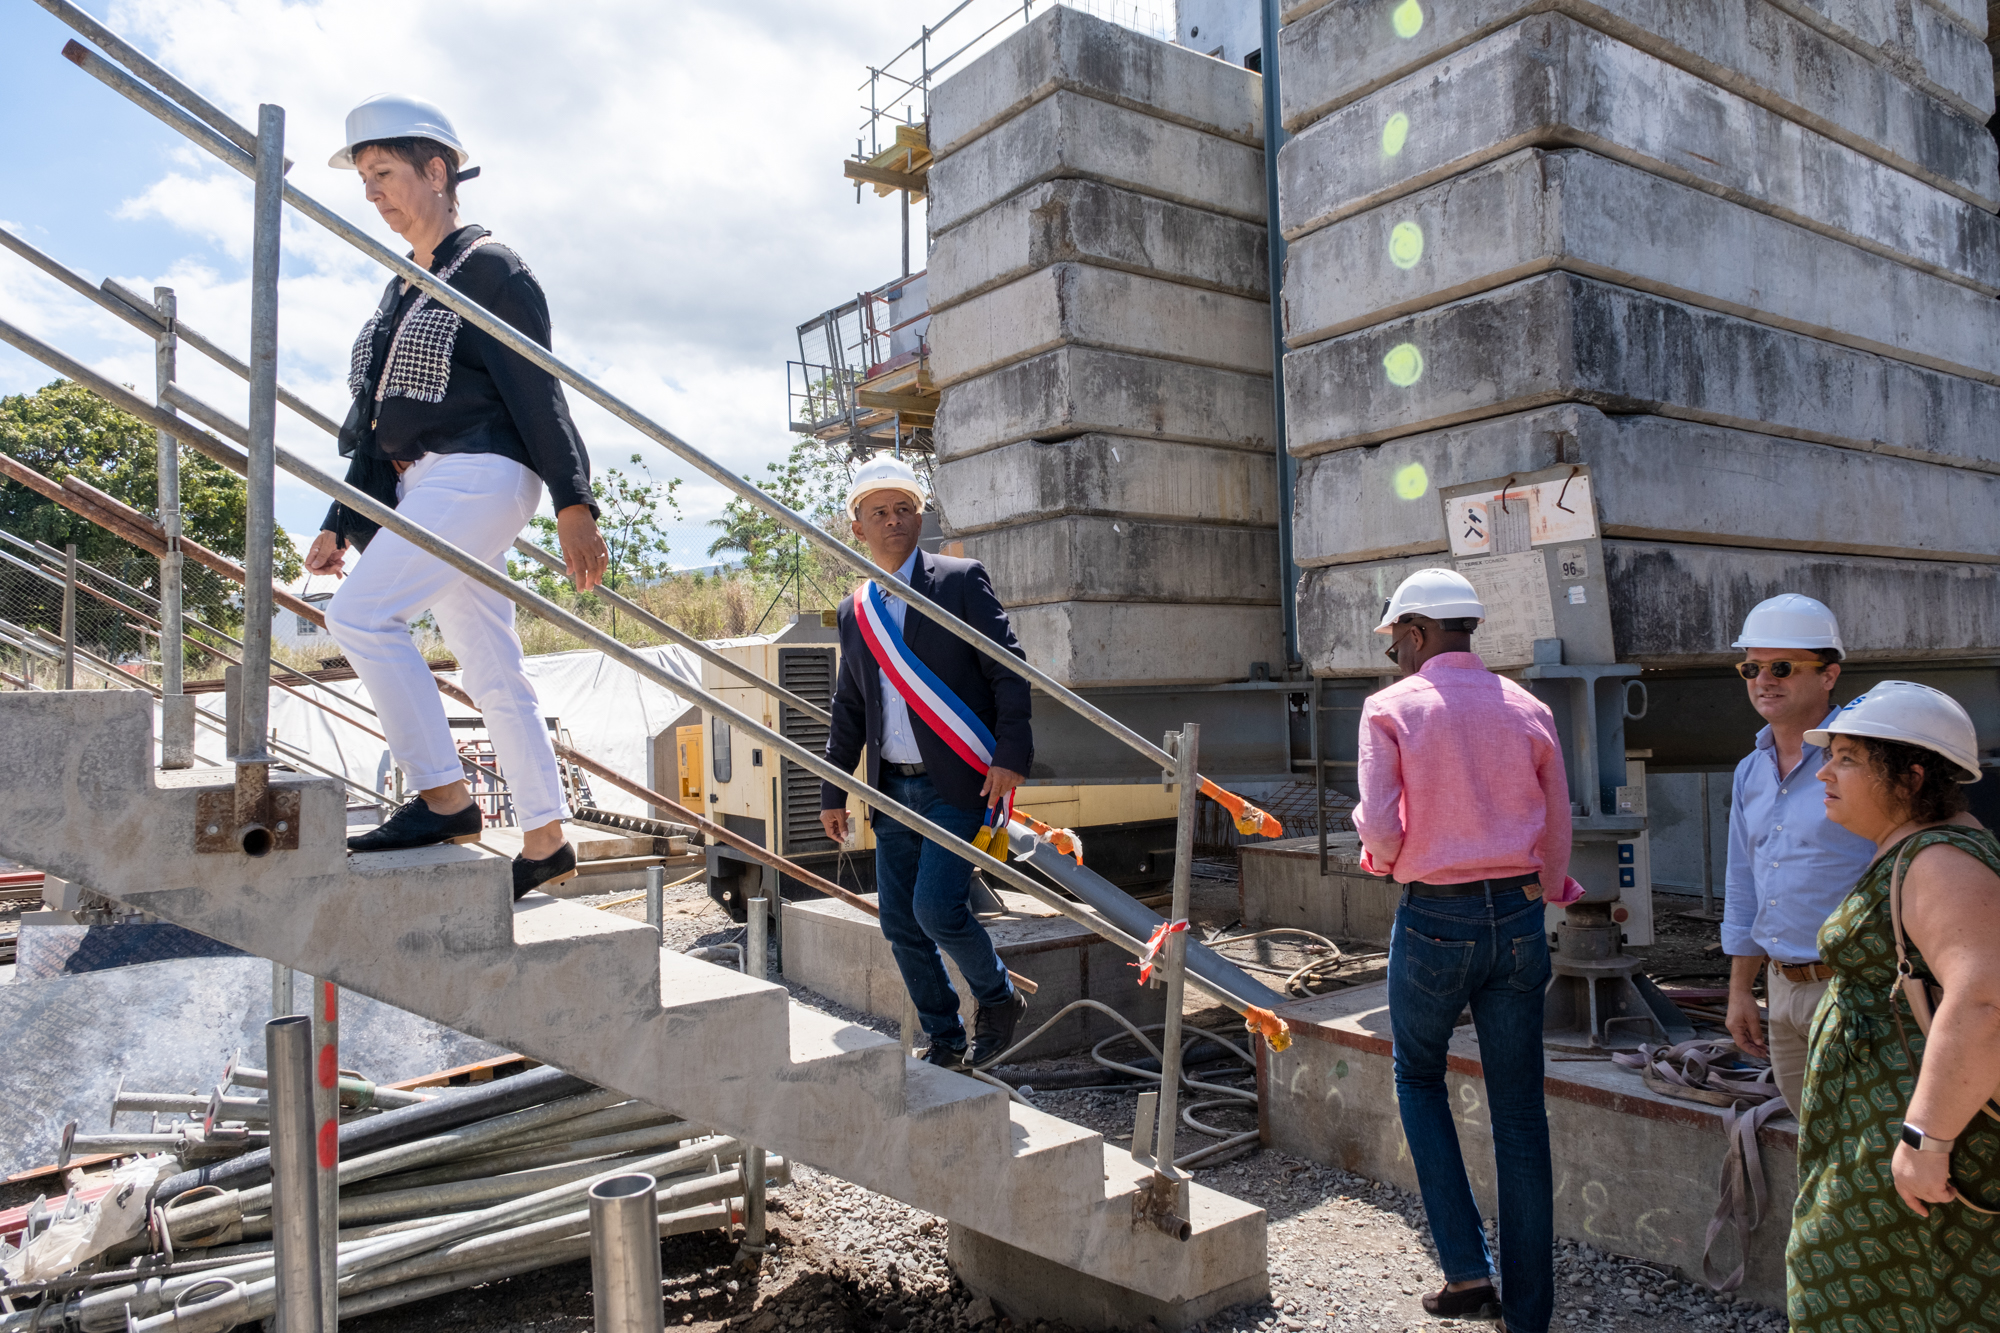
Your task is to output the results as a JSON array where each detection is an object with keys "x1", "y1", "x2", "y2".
[
  {"x1": 302, "y1": 94, "x2": 607, "y2": 898},
  {"x1": 1789, "y1": 681, "x2": 1998, "y2": 1325}
]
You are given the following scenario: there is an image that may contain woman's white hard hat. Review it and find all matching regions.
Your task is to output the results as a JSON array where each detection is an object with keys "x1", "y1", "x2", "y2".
[
  {"x1": 1804, "y1": 680, "x2": 1983, "y2": 783},
  {"x1": 845, "y1": 455, "x2": 926, "y2": 519},
  {"x1": 1374, "y1": 567, "x2": 1485, "y2": 633},
  {"x1": 329, "y1": 94, "x2": 474, "y2": 171},
  {"x1": 1732, "y1": 592, "x2": 1843, "y2": 655}
]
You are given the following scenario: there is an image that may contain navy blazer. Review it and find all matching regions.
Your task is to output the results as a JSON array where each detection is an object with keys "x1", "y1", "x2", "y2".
[{"x1": 821, "y1": 551, "x2": 1034, "y2": 817}]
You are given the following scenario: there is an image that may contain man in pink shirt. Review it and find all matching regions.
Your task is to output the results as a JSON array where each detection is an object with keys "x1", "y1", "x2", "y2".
[{"x1": 1354, "y1": 568, "x2": 1571, "y2": 1333}]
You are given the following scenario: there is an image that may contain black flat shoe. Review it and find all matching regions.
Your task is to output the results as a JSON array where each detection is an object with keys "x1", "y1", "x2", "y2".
[
  {"x1": 1421, "y1": 1283, "x2": 1500, "y2": 1319},
  {"x1": 920, "y1": 1039, "x2": 968, "y2": 1070},
  {"x1": 970, "y1": 989, "x2": 1029, "y2": 1067},
  {"x1": 348, "y1": 798, "x2": 483, "y2": 853},
  {"x1": 512, "y1": 842, "x2": 578, "y2": 900}
]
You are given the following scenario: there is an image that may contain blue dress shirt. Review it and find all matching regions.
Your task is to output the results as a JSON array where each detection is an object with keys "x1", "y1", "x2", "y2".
[
  {"x1": 1721, "y1": 712, "x2": 1880, "y2": 963},
  {"x1": 877, "y1": 549, "x2": 924, "y2": 764}
]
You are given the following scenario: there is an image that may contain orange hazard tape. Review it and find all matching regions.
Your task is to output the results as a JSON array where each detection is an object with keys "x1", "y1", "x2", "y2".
[
  {"x1": 1245, "y1": 1006, "x2": 1293, "y2": 1053},
  {"x1": 1199, "y1": 779, "x2": 1283, "y2": 839}
]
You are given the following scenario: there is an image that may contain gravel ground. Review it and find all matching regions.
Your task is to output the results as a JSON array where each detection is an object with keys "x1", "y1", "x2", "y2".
[{"x1": 326, "y1": 871, "x2": 1782, "y2": 1333}]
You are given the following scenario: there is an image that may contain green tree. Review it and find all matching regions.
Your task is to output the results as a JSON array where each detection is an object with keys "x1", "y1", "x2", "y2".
[
  {"x1": 706, "y1": 437, "x2": 859, "y2": 580},
  {"x1": 0, "y1": 379, "x2": 301, "y2": 640},
  {"x1": 510, "y1": 455, "x2": 681, "y2": 598}
]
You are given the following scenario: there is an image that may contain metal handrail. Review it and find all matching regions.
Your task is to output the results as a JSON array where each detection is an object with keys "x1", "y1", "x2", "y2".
[{"x1": 44, "y1": 9, "x2": 1241, "y2": 809}]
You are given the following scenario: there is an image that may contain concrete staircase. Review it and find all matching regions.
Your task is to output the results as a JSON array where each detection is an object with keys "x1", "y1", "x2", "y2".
[{"x1": 0, "y1": 691, "x2": 1264, "y2": 1325}]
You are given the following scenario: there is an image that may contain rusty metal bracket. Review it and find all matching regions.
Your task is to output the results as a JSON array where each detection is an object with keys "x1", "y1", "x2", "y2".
[
  {"x1": 196, "y1": 785, "x2": 299, "y2": 855},
  {"x1": 1130, "y1": 1171, "x2": 1191, "y2": 1242}
]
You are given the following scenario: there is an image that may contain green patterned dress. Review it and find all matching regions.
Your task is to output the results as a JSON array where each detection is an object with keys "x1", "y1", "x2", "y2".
[{"x1": 1788, "y1": 825, "x2": 2000, "y2": 1331}]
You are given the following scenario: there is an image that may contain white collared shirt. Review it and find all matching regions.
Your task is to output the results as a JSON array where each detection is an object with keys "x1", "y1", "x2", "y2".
[{"x1": 877, "y1": 549, "x2": 924, "y2": 763}]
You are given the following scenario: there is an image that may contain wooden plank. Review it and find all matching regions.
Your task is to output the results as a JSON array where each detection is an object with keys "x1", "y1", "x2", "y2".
[
  {"x1": 894, "y1": 123, "x2": 929, "y2": 152},
  {"x1": 856, "y1": 389, "x2": 939, "y2": 417},
  {"x1": 843, "y1": 160, "x2": 927, "y2": 198},
  {"x1": 383, "y1": 1052, "x2": 540, "y2": 1091}
]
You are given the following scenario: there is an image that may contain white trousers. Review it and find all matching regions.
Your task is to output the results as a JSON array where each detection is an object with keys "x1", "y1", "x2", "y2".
[{"x1": 325, "y1": 452, "x2": 570, "y2": 829}]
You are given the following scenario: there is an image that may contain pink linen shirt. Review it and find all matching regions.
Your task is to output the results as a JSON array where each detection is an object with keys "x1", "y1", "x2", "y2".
[{"x1": 1353, "y1": 651, "x2": 1572, "y2": 896}]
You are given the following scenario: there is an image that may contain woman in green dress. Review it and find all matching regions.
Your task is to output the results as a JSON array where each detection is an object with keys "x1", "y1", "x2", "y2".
[{"x1": 1789, "y1": 680, "x2": 2000, "y2": 1331}]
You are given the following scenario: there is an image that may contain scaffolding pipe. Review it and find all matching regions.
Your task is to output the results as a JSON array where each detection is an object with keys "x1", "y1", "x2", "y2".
[
  {"x1": 1151, "y1": 724, "x2": 1199, "y2": 1185},
  {"x1": 154, "y1": 282, "x2": 192, "y2": 769},
  {"x1": 589, "y1": 1174, "x2": 665, "y2": 1333},
  {"x1": 265, "y1": 1014, "x2": 324, "y2": 1333},
  {"x1": 234, "y1": 100, "x2": 281, "y2": 797},
  {"x1": 310, "y1": 978, "x2": 339, "y2": 1329}
]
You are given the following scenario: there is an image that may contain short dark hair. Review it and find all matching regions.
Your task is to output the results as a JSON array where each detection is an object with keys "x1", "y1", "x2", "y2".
[
  {"x1": 355, "y1": 136, "x2": 461, "y2": 206},
  {"x1": 1398, "y1": 614, "x2": 1477, "y2": 635},
  {"x1": 1815, "y1": 647, "x2": 1842, "y2": 666},
  {"x1": 1857, "y1": 735, "x2": 1968, "y2": 825}
]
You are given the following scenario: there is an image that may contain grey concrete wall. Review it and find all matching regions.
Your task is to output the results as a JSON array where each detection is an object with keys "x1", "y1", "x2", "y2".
[
  {"x1": 1291, "y1": 404, "x2": 2000, "y2": 568},
  {"x1": 1284, "y1": 148, "x2": 2000, "y2": 379},
  {"x1": 1297, "y1": 542, "x2": 2000, "y2": 673},
  {"x1": 936, "y1": 434, "x2": 1278, "y2": 534},
  {"x1": 966, "y1": 516, "x2": 1280, "y2": 607},
  {"x1": 1282, "y1": 271, "x2": 2000, "y2": 466},
  {"x1": 1275, "y1": 15, "x2": 2000, "y2": 286},
  {"x1": 1008, "y1": 601, "x2": 1287, "y2": 688},
  {"x1": 934, "y1": 346, "x2": 1274, "y2": 461},
  {"x1": 1237, "y1": 838, "x2": 1401, "y2": 947},
  {"x1": 930, "y1": 177, "x2": 1269, "y2": 312}
]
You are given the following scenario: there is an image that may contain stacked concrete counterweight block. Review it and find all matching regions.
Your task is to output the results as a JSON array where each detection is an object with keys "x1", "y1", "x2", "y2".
[
  {"x1": 1275, "y1": 0, "x2": 2000, "y2": 676},
  {"x1": 926, "y1": 6, "x2": 1284, "y2": 687}
]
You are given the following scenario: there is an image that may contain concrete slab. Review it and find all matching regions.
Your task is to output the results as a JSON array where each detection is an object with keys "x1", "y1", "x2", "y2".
[
  {"x1": 936, "y1": 433, "x2": 1279, "y2": 534},
  {"x1": 781, "y1": 889, "x2": 1168, "y2": 1053},
  {"x1": 1292, "y1": 404, "x2": 2000, "y2": 568},
  {"x1": 930, "y1": 262, "x2": 1272, "y2": 388},
  {"x1": 1281, "y1": 270, "x2": 2000, "y2": 463},
  {"x1": 1275, "y1": 15, "x2": 2000, "y2": 284},
  {"x1": 1277, "y1": 0, "x2": 1994, "y2": 140},
  {"x1": 1008, "y1": 601, "x2": 1287, "y2": 688},
  {"x1": 929, "y1": 91, "x2": 1266, "y2": 237},
  {"x1": 1284, "y1": 148, "x2": 2000, "y2": 385},
  {"x1": 1259, "y1": 980, "x2": 1795, "y2": 1308},
  {"x1": 935, "y1": 347, "x2": 1274, "y2": 461},
  {"x1": 1297, "y1": 540, "x2": 2000, "y2": 672},
  {"x1": 1280, "y1": 0, "x2": 1990, "y2": 40},
  {"x1": 949, "y1": 1222, "x2": 1269, "y2": 1331},
  {"x1": 930, "y1": 3, "x2": 1263, "y2": 158},
  {"x1": 965, "y1": 515, "x2": 1280, "y2": 607},
  {"x1": 1236, "y1": 835, "x2": 1400, "y2": 948},
  {"x1": 929, "y1": 177, "x2": 1269, "y2": 313}
]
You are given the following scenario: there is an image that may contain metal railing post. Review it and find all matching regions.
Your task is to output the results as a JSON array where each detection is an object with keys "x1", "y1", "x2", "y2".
[
  {"x1": 266, "y1": 1013, "x2": 324, "y2": 1333},
  {"x1": 311, "y1": 978, "x2": 339, "y2": 1329},
  {"x1": 154, "y1": 283, "x2": 194, "y2": 767},
  {"x1": 61, "y1": 542, "x2": 76, "y2": 689},
  {"x1": 588, "y1": 1173, "x2": 664, "y2": 1333},
  {"x1": 1152, "y1": 724, "x2": 1199, "y2": 1203},
  {"x1": 737, "y1": 897, "x2": 769, "y2": 1264},
  {"x1": 645, "y1": 864, "x2": 664, "y2": 941},
  {"x1": 233, "y1": 102, "x2": 282, "y2": 848},
  {"x1": 272, "y1": 960, "x2": 295, "y2": 1018},
  {"x1": 1699, "y1": 771, "x2": 1715, "y2": 919}
]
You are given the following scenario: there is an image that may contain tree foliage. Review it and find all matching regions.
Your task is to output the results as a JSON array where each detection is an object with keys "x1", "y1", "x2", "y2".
[
  {"x1": 705, "y1": 437, "x2": 862, "y2": 586},
  {"x1": 510, "y1": 454, "x2": 681, "y2": 599}
]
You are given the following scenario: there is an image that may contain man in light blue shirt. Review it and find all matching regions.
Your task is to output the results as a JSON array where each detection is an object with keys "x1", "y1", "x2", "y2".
[{"x1": 1722, "y1": 594, "x2": 1878, "y2": 1114}]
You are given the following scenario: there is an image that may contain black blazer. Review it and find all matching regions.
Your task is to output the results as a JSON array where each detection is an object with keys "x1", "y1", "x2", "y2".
[{"x1": 821, "y1": 551, "x2": 1034, "y2": 817}]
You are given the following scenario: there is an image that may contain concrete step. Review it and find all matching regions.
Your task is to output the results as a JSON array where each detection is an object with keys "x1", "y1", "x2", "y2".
[
  {"x1": 0, "y1": 691, "x2": 1269, "y2": 1316},
  {"x1": 1281, "y1": 269, "x2": 2000, "y2": 467},
  {"x1": 1006, "y1": 601, "x2": 1286, "y2": 688},
  {"x1": 1278, "y1": 0, "x2": 1994, "y2": 138},
  {"x1": 1285, "y1": 146, "x2": 2000, "y2": 383},
  {"x1": 929, "y1": 91, "x2": 1266, "y2": 238},
  {"x1": 931, "y1": 178, "x2": 1269, "y2": 315},
  {"x1": 935, "y1": 347, "x2": 1273, "y2": 462},
  {"x1": 964, "y1": 516, "x2": 1281, "y2": 607},
  {"x1": 1292, "y1": 403, "x2": 2000, "y2": 568},
  {"x1": 1297, "y1": 541, "x2": 2000, "y2": 673},
  {"x1": 935, "y1": 434, "x2": 1279, "y2": 534},
  {"x1": 1276, "y1": 14, "x2": 2000, "y2": 279},
  {"x1": 932, "y1": 4, "x2": 1263, "y2": 159},
  {"x1": 931, "y1": 263, "x2": 1272, "y2": 389}
]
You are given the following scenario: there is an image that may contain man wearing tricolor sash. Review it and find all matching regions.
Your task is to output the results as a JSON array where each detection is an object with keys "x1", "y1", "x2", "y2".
[{"x1": 819, "y1": 456, "x2": 1032, "y2": 1070}]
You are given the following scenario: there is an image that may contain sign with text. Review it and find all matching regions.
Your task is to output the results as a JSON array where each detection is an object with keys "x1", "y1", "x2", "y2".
[{"x1": 1444, "y1": 472, "x2": 1597, "y2": 557}]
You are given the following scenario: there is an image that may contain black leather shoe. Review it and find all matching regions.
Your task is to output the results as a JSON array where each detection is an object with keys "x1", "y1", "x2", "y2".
[
  {"x1": 920, "y1": 1038, "x2": 968, "y2": 1071},
  {"x1": 512, "y1": 842, "x2": 578, "y2": 900},
  {"x1": 1421, "y1": 1283, "x2": 1499, "y2": 1319},
  {"x1": 348, "y1": 798, "x2": 483, "y2": 853},
  {"x1": 970, "y1": 989, "x2": 1029, "y2": 1067}
]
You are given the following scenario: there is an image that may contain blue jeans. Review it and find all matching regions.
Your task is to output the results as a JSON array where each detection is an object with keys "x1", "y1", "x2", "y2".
[
  {"x1": 1389, "y1": 885, "x2": 1554, "y2": 1333},
  {"x1": 872, "y1": 772, "x2": 1013, "y2": 1044}
]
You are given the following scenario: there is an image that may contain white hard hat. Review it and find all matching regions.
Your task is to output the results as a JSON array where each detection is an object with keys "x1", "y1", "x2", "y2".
[
  {"x1": 845, "y1": 455, "x2": 926, "y2": 519},
  {"x1": 329, "y1": 94, "x2": 475, "y2": 171},
  {"x1": 1375, "y1": 567, "x2": 1486, "y2": 633},
  {"x1": 1805, "y1": 681, "x2": 1982, "y2": 783},
  {"x1": 1732, "y1": 592, "x2": 1843, "y2": 656}
]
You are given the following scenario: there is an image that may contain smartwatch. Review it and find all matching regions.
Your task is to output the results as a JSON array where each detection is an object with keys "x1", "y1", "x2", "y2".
[{"x1": 1901, "y1": 1123, "x2": 1956, "y2": 1154}]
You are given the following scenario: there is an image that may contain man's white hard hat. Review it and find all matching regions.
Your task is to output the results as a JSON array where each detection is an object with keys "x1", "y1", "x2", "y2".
[
  {"x1": 329, "y1": 94, "x2": 474, "y2": 171},
  {"x1": 1804, "y1": 680, "x2": 1983, "y2": 783},
  {"x1": 1732, "y1": 592, "x2": 1843, "y2": 656},
  {"x1": 1374, "y1": 567, "x2": 1486, "y2": 633},
  {"x1": 846, "y1": 454, "x2": 926, "y2": 520}
]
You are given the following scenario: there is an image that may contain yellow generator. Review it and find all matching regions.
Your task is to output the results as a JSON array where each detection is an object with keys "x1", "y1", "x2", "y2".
[{"x1": 687, "y1": 613, "x2": 1183, "y2": 920}]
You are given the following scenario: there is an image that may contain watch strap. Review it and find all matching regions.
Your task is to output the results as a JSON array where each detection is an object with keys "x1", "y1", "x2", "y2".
[{"x1": 1901, "y1": 1123, "x2": 1956, "y2": 1153}]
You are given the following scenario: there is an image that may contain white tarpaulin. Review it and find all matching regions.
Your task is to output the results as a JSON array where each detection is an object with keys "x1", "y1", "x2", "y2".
[{"x1": 163, "y1": 643, "x2": 705, "y2": 819}]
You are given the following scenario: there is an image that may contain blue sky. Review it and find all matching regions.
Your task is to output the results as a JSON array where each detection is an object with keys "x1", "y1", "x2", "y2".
[{"x1": 0, "y1": 0, "x2": 946, "y2": 567}]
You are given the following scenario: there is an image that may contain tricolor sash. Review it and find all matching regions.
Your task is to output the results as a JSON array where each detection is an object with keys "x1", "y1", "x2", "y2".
[{"x1": 855, "y1": 580, "x2": 997, "y2": 774}]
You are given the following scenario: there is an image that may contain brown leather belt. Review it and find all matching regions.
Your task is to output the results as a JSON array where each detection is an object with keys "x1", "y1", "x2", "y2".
[{"x1": 1772, "y1": 959, "x2": 1834, "y2": 984}]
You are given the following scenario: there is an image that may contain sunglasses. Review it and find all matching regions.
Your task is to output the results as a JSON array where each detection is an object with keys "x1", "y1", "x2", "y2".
[{"x1": 1736, "y1": 658, "x2": 1828, "y2": 680}]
